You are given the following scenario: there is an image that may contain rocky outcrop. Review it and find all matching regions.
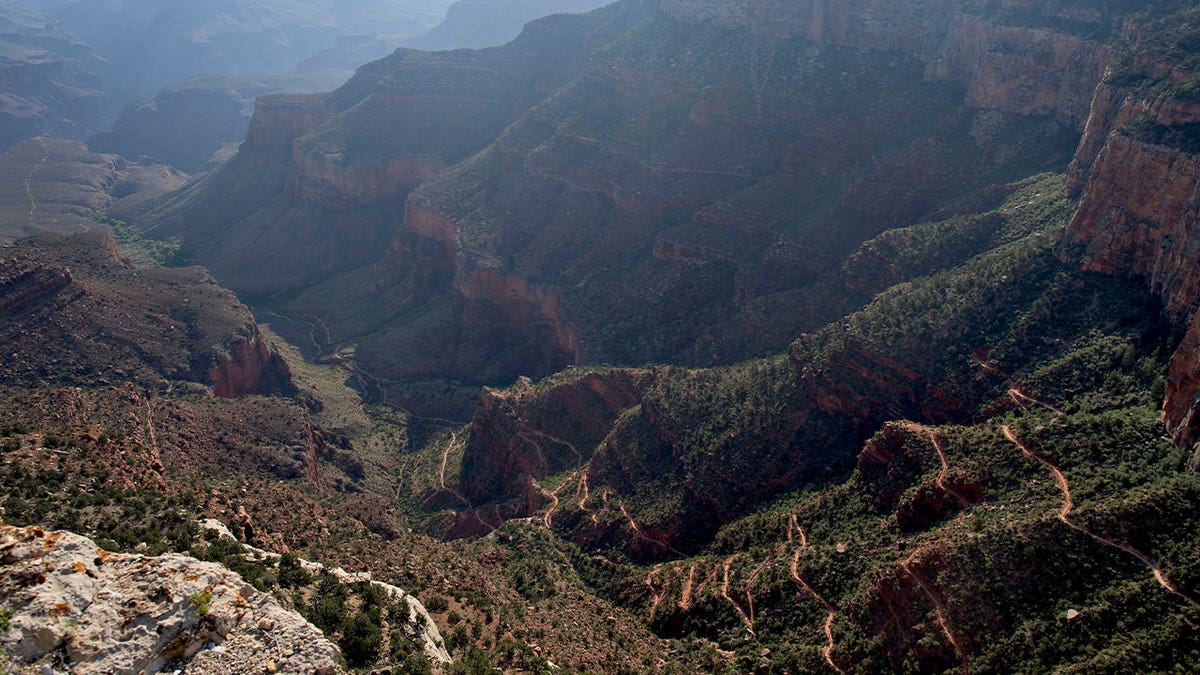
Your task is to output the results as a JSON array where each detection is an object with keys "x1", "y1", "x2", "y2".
[
  {"x1": 208, "y1": 326, "x2": 295, "y2": 399},
  {"x1": 200, "y1": 519, "x2": 452, "y2": 666},
  {"x1": 243, "y1": 95, "x2": 334, "y2": 158},
  {"x1": 0, "y1": 523, "x2": 342, "y2": 674},
  {"x1": 0, "y1": 263, "x2": 75, "y2": 313},
  {"x1": 461, "y1": 371, "x2": 643, "y2": 503}
]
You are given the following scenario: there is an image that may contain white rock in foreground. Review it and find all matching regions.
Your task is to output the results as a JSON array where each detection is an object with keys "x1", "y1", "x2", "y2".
[
  {"x1": 0, "y1": 523, "x2": 342, "y2": 674},
  {"x1": 201, "y1": 519, "x2": 452, "y2": 665}
]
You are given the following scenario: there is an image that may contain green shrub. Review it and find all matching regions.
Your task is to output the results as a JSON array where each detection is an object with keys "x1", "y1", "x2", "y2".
[
  {"x1": 339, "y1": 610, "x2": 382, "y2": 667},
  {"x1": 189, "y1": 591, "x2": 213, "y2": 615}
]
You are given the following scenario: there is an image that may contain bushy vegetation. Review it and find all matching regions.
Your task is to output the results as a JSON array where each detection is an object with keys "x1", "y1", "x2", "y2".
[{"x1": 93, "y1": 214, "x2": 183, "y2": 267}]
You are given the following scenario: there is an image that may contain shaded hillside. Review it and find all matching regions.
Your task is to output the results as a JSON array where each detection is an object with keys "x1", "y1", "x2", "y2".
[
  {"x1": 143, "y1": 0, "x2": 1126, "y2": 419},
  {"x1": 89, "y1": 71, "x2": 352, "y2": 172},
  {"x1": 406, "y1": 0, "x2": 615, "y2": 50},
  {"x1": 0, "y1": 4, "x2": 127, "y2": 149},
  {"x1": 410, "y1": 170, "x2": 1198, "y2": 672},
  {"x1": 0, "y1": 230, "x2": 293, "y2": 397},
  {"x1": 4, "y1": 1, "x2": 1200, "y2": 672}
]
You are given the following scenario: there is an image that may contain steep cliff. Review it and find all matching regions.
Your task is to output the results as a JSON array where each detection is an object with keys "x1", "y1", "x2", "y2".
[{"x1": 1057, "y1": 5, "x2": 1200, "y2": 454}]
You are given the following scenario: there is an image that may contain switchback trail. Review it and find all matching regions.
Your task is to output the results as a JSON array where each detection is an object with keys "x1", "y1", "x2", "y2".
[
  {"x1": 619, "y1": 500, "x2": 685, "y2": 557},
  {"x1": 1001, "y1": 425, "x2": 1200, "y2": 610},
  {"x1": 789, "y1": 515, "x2": 844, "y2": 674},
  {"x1": 721, "y1": 554, "x2": 755, "y2": 634},
  {"x1": 900, "y1": 423, "x2": 972, "y2": 508}
]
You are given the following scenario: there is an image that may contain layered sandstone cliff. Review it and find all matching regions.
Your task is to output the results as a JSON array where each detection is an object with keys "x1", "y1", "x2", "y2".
[{"x1": 1058, "y1": 40, "x2": 1200, "y2": 455}]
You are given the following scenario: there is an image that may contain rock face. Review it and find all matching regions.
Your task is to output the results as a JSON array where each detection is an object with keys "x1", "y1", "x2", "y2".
[
  {"x1": 1056, "y1": 9, "x2": 1200, "y2": 456},
  {"x1": 208, "y1": 326, "x2": 295, "y2": 399},
  {"x1": 0, "y1": 523, "x2": 342, "y2": 674}
]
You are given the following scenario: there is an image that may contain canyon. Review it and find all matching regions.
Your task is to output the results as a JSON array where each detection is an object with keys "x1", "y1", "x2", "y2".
[{"x1": 1, "y1": 0, "x2": 1200, "y2": 672}]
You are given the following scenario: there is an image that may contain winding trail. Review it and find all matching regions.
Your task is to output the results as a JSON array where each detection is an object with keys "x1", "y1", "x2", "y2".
[
  {"x1": 973, "y1": 353, "x2": 1065, "y2": 418},
  {"x1": 438, "y1": 432, "x2": 456, "y2": 493},
  {"x1": 1001, "y1": 425, "x2": 1200, "y2": 610},
  {"x1": 900, "y1": 423, "x2": 971, "y2": 508},
  {"x1": 575, "y1": 473, "x2": 599, "y2": 525},
  {"x1": 25, "y1": 136, "x2": 49, "y2": 225},
  {"x1": 721, "y1": 554, "x2": 755, "y2": 634},
  {"x1": 1008, "y1": 388, "x2": 1066, "y2": 417},
  {"x1": 143, "y1": 398, "x2": 160, "y2": 459},
  {"x1": 619, "y1": 500, "x2": 685, "y2": 557},
  {"x1": 789, "y1": 517, "x2": 844, "y2": 674},
  {"x1": 900, "y1": 548, "x2": 969, "y2": 675},
  {"x1": 540, "y1": 471, "x2": 580, "y2": 529}
]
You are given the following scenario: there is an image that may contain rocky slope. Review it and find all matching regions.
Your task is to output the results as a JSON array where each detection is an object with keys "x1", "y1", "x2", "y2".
[
  {"x1": 0, "y1": 136, "x2": 185, "y2": 243},
  {"x1": 0, "y1": 523, "x2": 343, "y2": 674},
  {"x1": 143, "y1": 0, "x2": 1135, "y2": 420},
  {"x1": 0, "y1": 229, "x2": 293, "y2": 397},
  {"x1": 0, "y1": 4, "x2": 127, "y2": 150}
]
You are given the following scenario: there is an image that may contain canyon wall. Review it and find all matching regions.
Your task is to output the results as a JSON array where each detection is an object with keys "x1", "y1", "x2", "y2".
[{"x1": 1059, "y1": 47, "x2": 1200, "y2": 455}]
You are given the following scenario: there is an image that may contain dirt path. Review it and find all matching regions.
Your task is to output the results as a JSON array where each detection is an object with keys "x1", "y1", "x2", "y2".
[
  {"x1": 1008, "y1": 388, "x2": 1066, "y2": 417},
  {"x1": 619, "y1": 500, "x2": 685, "y2": 557},
  {"x1": 575, "y1": 473, "x2": 599, "y2": 525},
  {"x1": 1002, "y1": 425, "x2": 1200, "y2": 610},
  {"x1": 646, "y1": 567, "x2": 668, "y2": 619},
  {"x1": 438, "y1": 432, "x2": 455, "y2": 492},
  {"x1": 679, "y1": 564, "x2": 698, "y2": 611},
  {"x1": 901, "y1": 548, "x2": 969, "y2": 674},
  {"x1": 789, "y1": 518, "x2": 844, "y2": 674},
  {"x1": 143, "y1": 398, "x2": 160, "y2": 459},
  {"x1": 721, "y1": 554, "x2": 755, "y2": 634},
  {"x1": 900, "y1": 423, "x2": 972, "y2": 508},
  {"x1": 25, "y1": 136, "x2": 49, "y2": 225},
  {"x1": 973, "y1": 353, "x2": 1065, "y2": 417}
]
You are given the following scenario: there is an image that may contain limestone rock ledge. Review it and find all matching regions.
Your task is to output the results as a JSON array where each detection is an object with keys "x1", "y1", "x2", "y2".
[{"x1": 0, "y1": 524, "x2": 342, "y2": 675}]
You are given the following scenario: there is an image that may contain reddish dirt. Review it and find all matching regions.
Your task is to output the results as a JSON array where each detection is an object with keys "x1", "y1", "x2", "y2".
[
  {"x1": 789, "y1": 515, "x2": 844, "y2": 674},
  {"x1": 1002, "y1": 425, "x2": 1200, "y2": 610},
  {"x1": 721, "y1": 554, "x2": 755, "y2": 635},
  {"x1": 900, "y1": 422, "x2": 972, "y2": 508}
]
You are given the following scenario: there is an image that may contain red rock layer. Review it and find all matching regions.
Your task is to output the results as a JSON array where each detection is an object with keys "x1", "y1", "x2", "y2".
[
  {"x1": 208, "y1": 327, "x2": 278, "y2": 398},
  {"x1": 1060, "y1": 80, "x2": 1200, "y2": 452}
]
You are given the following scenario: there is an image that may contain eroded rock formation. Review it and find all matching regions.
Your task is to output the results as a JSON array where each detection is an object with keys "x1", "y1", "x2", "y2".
[{"x1": 0, "y1": 523, "x2": 342, "y2": 674}]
